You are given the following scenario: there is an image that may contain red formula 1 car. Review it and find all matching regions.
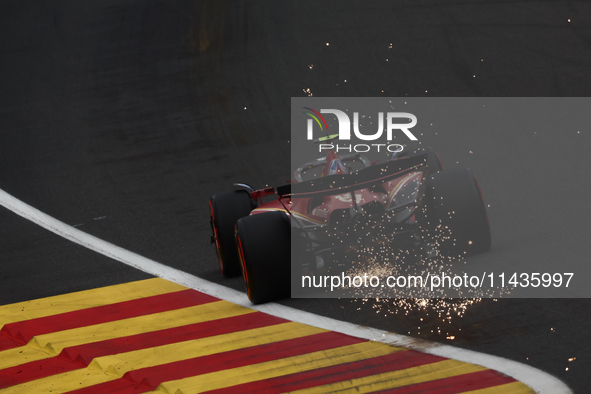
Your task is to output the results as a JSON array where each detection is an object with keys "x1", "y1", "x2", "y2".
[{"x1": 209, "y1": 146, "x2": 491, "y2": 304}]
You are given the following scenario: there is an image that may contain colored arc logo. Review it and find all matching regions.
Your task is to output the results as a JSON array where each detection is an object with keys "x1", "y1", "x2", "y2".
[
  {"x1": 302, "y1": 107, "x2": 339, "y2": 142},
  {"x1": 302, "y1": 107, "x2": 328, "y2": 131}
]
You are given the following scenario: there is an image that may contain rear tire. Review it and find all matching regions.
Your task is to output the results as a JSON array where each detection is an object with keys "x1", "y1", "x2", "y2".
[
  {"x1": 404, "y1": 146, "x2": 443, "y2": 173},
  {"x1": 236, "y1": 211, "x2": 291, "y2": 304},
  {"x1": 425, "y1": 167, "x2": 491, "y2": 257},
  {"x1": 423, "y1": 146, "x2": 443, "y2": 173},
  {"x1": 210, "y1": 190, "x2": 254, "y2": 277}
]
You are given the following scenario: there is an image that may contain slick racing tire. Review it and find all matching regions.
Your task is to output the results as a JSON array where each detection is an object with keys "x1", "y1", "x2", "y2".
[
  {"x1": 210, "y1": 190, "x2": 255, "y2": 277},
  {"x1": 404, "y1": 146, "x2": 442, "y2": 173},
  {"x1": 425, "y1": 167, "x2": 491, "y2": 257},
  {"x1": 423, "y1": 146, "x2": 443, "y2": 173},
  {"x1": 235, "y1": 211, "x2": 291, "y2": 304}
]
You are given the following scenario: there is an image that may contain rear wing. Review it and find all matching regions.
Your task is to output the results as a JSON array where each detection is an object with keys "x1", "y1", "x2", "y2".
[
  {"x1": 293, "y1": 153, "x2": 372, "y2": 183},
  {"x1": 291, "y1": 154, "x2": 428, "y2": 199}
]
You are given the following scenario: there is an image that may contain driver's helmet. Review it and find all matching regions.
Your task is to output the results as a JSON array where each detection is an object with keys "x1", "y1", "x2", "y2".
[
  {"x1": 389, "y1": 145, "x2": 406, "y2": 161},
  {"x1": 327, "y1": 159, "x2": 349, "y2": 175},
  {"x1": 390, "y1": 150, "x2": 403, "y2": 161}
]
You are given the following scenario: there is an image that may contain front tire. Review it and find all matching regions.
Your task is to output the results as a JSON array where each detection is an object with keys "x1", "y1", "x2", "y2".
[
  {"x1": 209, "y1": 190, "x2": 254, "y2": 277},
  {"x1": 425, "y1": 167, "x2": 491, "y2": 257},
  {"x1": 423, "y1": 146, "x2": 443, "y2": 173},
  {"x1": 236, "y1": 211, "x2": 291, "y2": 304}
]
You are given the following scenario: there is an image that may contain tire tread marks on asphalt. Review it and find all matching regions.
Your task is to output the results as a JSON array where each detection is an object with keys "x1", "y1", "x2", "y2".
[{"x1": 0, "y1": 278, "x2": 534, "y2": 394}]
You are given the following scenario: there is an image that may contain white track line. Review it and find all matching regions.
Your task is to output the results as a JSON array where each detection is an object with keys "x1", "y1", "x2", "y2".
[{"x1": 0, "y1": 188, "x2": 571, "y2": 394}]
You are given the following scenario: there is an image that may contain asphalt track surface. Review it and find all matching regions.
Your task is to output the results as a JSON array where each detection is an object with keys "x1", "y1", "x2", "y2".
[{"x1": 0, "y1": 0, "x2": 589, "y2": 392}]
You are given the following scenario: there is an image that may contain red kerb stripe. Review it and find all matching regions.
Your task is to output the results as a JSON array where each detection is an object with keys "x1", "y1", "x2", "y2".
[
  {"x1": 0, "y1": 312, "x2": 287, "y2": 389},
  {"x1": 0, "y1": 289, "x2": 217, "y2": 351},
  {"x1": 66, "y1": 332, "x2": 366, "y2": 394},
  {"x1": 370, "y1": 369, "x2": 517, "y2": 393},
  {"x1": 203, "y1": 350, "x2": 446, "y2": 394}
]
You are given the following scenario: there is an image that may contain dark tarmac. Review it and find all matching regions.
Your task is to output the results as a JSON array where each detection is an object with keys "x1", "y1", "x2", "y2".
[{"x1": 0, "y1": 1, "x2": 589, "y2": 392}]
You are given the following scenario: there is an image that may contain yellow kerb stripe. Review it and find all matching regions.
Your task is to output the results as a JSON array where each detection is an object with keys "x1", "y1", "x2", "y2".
[
  {"x1": 286, "y1": 359, "x2": 487, "y2": 394},
  {"x1": 0, "y1": 300, "x2": 254, "y2": 370},
  {"x1": 0, "y1": 322, "x2": 324, "y2": 394},
  {"x1": 0, "y1": 278, "x2": 187, "y2": 328},
  {"x1": 146, "y1": 341, "x2": 406, "y2": 394},
  {"x1": 458, "y1": 381, "x2": 535, "y2": 394}
]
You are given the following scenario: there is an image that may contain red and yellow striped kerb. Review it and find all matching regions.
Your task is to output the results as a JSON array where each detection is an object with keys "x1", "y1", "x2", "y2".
[{"x1": 0, "y1": 278, "x2": 534, "y2": 393}]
